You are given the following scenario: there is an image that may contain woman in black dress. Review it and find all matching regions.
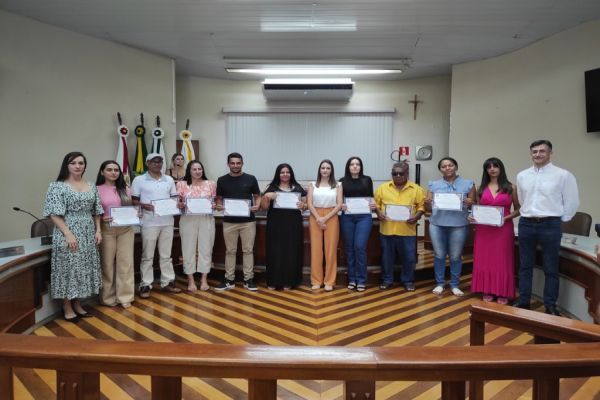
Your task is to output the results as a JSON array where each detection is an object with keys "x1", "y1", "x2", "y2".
[{"x1": 260, "y1": 163, "x2": 307, "y2": 290}]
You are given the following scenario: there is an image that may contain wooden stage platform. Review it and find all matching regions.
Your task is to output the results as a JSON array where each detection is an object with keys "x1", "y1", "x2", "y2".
[{"x1": 13, "y1": 259, "x2": 599, "y2": 399}]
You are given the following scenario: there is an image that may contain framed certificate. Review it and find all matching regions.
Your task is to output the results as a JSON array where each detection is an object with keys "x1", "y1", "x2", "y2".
[
  {"x1": 224, "y1": 198, "x2": 251, "y2": 217},
  {"x1": 433, "y1": 192, "x2": 463, "y2": 211},
  {"x1": 186, "y1": 197, "x2": 213, "y2": 215},
  {"x1": 472, "y1": 205, "x2": 504, "y2": 226},
  {"x1": 345, "y1": 197, "x2": 372, "y2": 214},
  {"x1": 151, "y1": 198, "x2": 181, "y2": 216},
  {"x1": 274, "y1": 191, "x2": 301, "y2": 209},
  {"x1": 385, "y1": 204, "x2": 412, "y2": 221},
  {"x1": 109, "y1": 206, "x2": 141, "y2": 226}
]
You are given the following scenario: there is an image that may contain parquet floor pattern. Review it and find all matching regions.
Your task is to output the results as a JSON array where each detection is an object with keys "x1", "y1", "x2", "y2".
[{"x1": 13, "y1": 247, "x2": 600, "y2": 399}]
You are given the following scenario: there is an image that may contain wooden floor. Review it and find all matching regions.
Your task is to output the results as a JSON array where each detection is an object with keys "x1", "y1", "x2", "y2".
[{"x1": 14, "y1": 246, "x2": 600, "y2": 399}]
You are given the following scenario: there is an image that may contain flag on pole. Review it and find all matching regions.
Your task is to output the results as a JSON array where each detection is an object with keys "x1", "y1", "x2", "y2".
[
  {"x1": 115, "y1": 112, "x2": 131, "y2": 185},
  {"x1": 151, "y1": 115, "x2": 167, "y2": 174},
  {"x1": 133, "y1": 113, "x2": 148, "y2": 176},
  {"x1": 179, "y1": 118, "x2": 195, "y2": 164}
]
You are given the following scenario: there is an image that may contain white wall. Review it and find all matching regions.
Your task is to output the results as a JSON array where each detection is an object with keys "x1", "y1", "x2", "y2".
[
  {"x1": 175, "y1": 75, "x2": 452, "y2": 189},
  {"x1": 450, "y1": 20, "x2": 600, "y2": 227},
  {"x1": 0, "y1": 10, "x2": 175, "y2": 241}
]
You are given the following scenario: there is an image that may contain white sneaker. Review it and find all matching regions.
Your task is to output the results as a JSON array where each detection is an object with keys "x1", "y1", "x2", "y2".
[
  {"x1": 451, "y1": 287, "x2": 464, "y2": 297},
  {"x1": 432, "y1": 285, "x2": 444, "y2": 295},
  {"x1": 311, "y1": 284, "x2": 321, "y2": 290}
]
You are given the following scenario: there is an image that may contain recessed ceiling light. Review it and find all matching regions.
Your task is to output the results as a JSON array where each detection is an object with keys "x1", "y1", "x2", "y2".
[
  {"x1": 260, "y1": 3, "x2": 357, "y2": 32},
  {"x1": 260, "y1": 20, "x2": 357, "y2": 32}
]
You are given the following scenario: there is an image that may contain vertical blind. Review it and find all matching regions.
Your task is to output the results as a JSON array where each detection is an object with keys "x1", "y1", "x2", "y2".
[{"x1": 226, "y1": 112, "x2": 393, "y2": 181}]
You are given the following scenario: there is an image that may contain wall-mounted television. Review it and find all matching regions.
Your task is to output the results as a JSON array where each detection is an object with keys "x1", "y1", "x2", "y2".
[{"x1": 585, "y1": 67, "x2": 600, "y2": 133}]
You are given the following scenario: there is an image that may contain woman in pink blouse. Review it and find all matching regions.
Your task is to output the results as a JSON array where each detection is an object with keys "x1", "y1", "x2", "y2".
[
  {"x1": 95, "y1": 160, "x2": 135, "y2": 309},
  {"x1": 177, "y1": 160, "x2": 217, "y2": 292}
]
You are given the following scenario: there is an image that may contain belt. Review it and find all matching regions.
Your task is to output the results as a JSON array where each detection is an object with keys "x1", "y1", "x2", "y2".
[{"x1": 521, "y1": 216, "x2": 561, "y2": 222}]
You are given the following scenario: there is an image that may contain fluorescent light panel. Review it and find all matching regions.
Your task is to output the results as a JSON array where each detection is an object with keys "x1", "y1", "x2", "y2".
[
  {"x1": 227, "y1": 68, "x2": 401, "y2": 75},
  {"x1": 224, "y1": 58, "x2": 410, "y2": 76}
]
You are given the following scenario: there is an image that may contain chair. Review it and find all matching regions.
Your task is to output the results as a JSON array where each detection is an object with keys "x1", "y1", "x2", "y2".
[
  {"x1": 31, "y1": 218, "x2": 55, "y2": 238},
  {"x1": 561, "y1": 212, "x2": 592, "y2": 236}
]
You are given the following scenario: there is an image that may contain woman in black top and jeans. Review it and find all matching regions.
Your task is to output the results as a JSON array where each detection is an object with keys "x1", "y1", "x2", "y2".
[{"x1": 339, "y1": 157, "x2": 375, "y2": 291}]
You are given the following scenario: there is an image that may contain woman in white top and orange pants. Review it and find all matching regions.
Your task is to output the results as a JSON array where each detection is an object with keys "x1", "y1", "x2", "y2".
[{"x1": 307, "y1": 159, "x2": 343, "y2": 291}]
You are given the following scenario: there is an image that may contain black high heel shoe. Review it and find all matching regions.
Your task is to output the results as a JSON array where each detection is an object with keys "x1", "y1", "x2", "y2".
[{"x1": 75, "y1": 309, "x2": 93, "y2": 318}]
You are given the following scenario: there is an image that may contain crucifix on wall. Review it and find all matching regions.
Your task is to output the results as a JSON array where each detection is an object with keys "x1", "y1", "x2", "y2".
[{"x1": 408, "y1": 94, "x2": 422, "y2": 120}]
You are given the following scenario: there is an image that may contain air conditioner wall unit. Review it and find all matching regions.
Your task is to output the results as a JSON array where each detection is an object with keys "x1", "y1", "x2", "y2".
[{"x1": 262, "y1": 79, "x2": 354, "y2": 101}]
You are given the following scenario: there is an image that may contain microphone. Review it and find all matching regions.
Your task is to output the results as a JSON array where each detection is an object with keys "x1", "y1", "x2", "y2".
[{"x1": 13, "y1": 207, "x2": 53, "y2": 245}]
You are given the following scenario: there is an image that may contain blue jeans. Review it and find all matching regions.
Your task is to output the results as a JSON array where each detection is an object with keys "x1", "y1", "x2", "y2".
[
  {"x1": 380, "y1": 235, "x2": 416, "y2": 286},
  {"x1": 517, "y1": 217, "x2": 562, "y2": 308},
  {"x1": 340, "y1": 213, "x2": 372, "y2": 285},
  {"x1": 429, "y1": 224, "x2": 469, "y2": 288}
]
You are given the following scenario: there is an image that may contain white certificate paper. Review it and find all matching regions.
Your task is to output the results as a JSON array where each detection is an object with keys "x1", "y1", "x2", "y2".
[
  {"x1": 110, "y1": 206, "x2": 141, "y2": 226},
  {"x1": 472, "y1": 205, "x2": 504, "y2": 226},
  {"x1": 224, "y1": 198, "x2": 251, "y2": 217},
  {"x1": 151, "y1": 198, "x2": 181, "y2": 216},
  {"x1": 385, "y1": 204, "x2": 412, "y2": 221},
  {"x1": 345, "y1": 197, "x2": 372, "y2": 214},
  {"x1": 186, "y1": 197, "x2": 213, "y2": 215},
  {"x1": 433, "y1": 192, "x2": 463, "y2": 211},
  {"x1": 274, "y1": 192, "x2": 301, "y2": 209}
]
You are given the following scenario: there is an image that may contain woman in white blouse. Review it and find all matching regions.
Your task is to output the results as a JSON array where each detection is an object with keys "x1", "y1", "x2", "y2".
[{"x1": 307, "y1": 159, "x2": 343, "y2": 291}]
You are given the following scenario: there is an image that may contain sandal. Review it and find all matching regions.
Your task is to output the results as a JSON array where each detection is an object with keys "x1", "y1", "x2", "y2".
[{"x1": 186, "y1": 285, "x2": 198, "y2": 293}]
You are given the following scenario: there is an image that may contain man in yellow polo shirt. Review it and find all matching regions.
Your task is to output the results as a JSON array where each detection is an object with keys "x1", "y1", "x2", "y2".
[{"x1": 374, "y1": 162, "x2": 425, "y2": 291}]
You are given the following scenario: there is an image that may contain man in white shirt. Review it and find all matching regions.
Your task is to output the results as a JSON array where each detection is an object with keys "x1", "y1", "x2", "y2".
[
  {"x1": 515, "y1": 140, "x2": 579, "y2": 315},
  {"x1": 131, "y1": 153, "x2": 182, "y2": 298}
]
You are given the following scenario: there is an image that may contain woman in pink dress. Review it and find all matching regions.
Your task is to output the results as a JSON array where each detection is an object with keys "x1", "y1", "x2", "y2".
[{"x1": 471, "y1": 157, "x2": 520, "y2": 304}]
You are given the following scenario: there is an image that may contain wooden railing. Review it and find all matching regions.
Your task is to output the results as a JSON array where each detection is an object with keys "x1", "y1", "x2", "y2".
[
  {"x1": 469, "y1": 301, "x2": 600, "y2": 400},
  {"x1": 2, "y1": 329, "x2": 600, "y2": 400}
]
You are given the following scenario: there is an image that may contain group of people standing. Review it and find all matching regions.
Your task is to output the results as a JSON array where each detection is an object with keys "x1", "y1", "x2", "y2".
[
  {"x1": 43, "y1": 138, "x2": 579, "y2": 322},
  {"x1": 425, "y1": 139, "x2": 579, "y2": 316},
  {"x1": 43, "y1": 151, "x2": 216, "y2": 321}
]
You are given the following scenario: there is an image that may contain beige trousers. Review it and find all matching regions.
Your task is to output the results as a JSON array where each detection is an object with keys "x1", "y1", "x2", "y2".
[
  {"x1": 100, "y1": 223, "x2": 135, "y2": 305},
  {"x1": 223, "y1": 221, "x2": 256, "y2": 281},
  {"x1": 179, "y1": 215, "x2": 215, "y2": 274},
  {"x1": 140, "y1": 225, "x2": 175, "y2": 288},
  {"x1": 309, "y1": 208, "x2": 339, "y2": 286}
]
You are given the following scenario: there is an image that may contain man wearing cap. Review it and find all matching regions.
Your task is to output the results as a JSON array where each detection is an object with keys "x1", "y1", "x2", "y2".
[{"x1": 131, "y1": 153, "x2": 182, "y2": 298}]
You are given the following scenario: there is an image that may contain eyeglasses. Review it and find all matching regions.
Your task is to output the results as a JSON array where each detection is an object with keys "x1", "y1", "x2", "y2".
[
  {"x1": 391, "y1": 171, "x2": 407, "y2": 177},
  {"x1": 149, "y1": 160, "x2": 164, "y2": 164}
]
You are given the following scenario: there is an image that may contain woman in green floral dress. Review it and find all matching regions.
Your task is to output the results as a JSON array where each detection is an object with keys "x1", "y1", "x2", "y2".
[{"x1": 43, "y1": 152, "x2": 103, "y2": 322}]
